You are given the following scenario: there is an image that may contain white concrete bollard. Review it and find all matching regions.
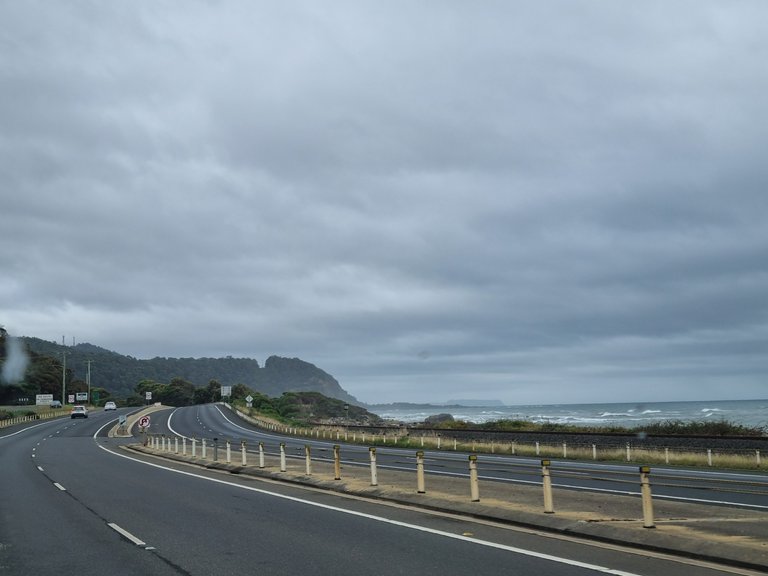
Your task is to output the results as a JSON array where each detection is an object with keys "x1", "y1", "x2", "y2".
[
  {"x1": 183, "y1": 437, "x2": 187, "y2": 455},
  {"x1": 226, "y1": 440, "x2": 231, "y2": 463},
  {"x1": 469, "y1": 455, "x2": 480, "y2": 502},
  {"x1": 542, "y1": 460, "x2": 554, "y2": 514},
  {"x1": 201, "y1": 438, "x2": 207, "y2": 459},
  {"x1": 241, "y1": 441, "x2": 247, "y2": 466},
  {"x1": 192, "y1": 437, "x2": 197, "y2": 457},
  {"x1": 640, "y1": 466, "x2": 655, "y2": 528},
  {"x1": 279, "y1": 443, "x2": 286, "y2": 472},
  {"x1": 416, "y1": 451, "x2": 425, "y2": 494},
  {"x1": 369, "y1": 447, "x2": 378, "y2": 486},
  {"x1": 333, "y1": 445, "x2": 341, "y2": 480},
  {"x1": 258, "y1": 442, "x2": 265, "y2": 468},
  {"x1": 305, "y1": 445, "x2": 312, "y2": 475}
]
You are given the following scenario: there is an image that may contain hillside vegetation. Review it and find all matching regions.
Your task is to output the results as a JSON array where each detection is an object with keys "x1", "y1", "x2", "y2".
[{"x1": 0, "y1": 331, "x2": 358, "y2": 406}]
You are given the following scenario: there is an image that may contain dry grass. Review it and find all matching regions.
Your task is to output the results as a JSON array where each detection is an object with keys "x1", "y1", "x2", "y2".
[{"x1": 297, "y1": 427, "x2": 763, "y2": 470}]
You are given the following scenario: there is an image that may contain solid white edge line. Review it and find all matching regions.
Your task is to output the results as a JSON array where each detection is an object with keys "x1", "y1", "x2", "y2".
[
  {"x1": 94, "y1": 435, "x2": 642, "y2": 576},
  {"x1": 108, "y1": 523, "x2": 146, "y2": 546}
]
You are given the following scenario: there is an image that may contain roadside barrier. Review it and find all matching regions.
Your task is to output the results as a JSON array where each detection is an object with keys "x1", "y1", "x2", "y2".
[
  {"x1": 142, "y1": 432, "x2": 768, "y2": 531},
  {"x1": 231, "y1": 409, "x2": 766, "y2": 471},
  {"x1": 0, "y1": 409, "x2": 68, "y2": 428}
]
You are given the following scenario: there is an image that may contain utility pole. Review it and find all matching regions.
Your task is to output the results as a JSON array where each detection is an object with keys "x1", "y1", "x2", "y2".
[
  {"x1": 61, "y1": 336, "x2": 70, "y2": 405},
  {"x1": 61, "y1": 351, "x2": 68, "y2": 404},
  {"x1": 85, "y1": 360, "x2": 93, "y2": 405}
]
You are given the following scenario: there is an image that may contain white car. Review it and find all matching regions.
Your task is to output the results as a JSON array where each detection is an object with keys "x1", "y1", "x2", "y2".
[
  {"x1": 70, "y1": 405, "x2": 88, "y2": 419},
  {"x1": 104, "y1": 401, "x2": 117, "y2": 411}
]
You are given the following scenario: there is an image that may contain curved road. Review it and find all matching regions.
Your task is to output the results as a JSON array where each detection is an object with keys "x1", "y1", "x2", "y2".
[
  {"x1": 0, "y1": 405, "x2": 761, "y2": 575},
  {"x1": 165, "y1": 404, "x2": 768, "y2": 510}
]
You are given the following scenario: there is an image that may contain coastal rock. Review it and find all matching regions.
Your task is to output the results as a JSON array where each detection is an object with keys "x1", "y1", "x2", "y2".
[{"x1": 424, "y1": 413, "x2": 455, "y2": 426}]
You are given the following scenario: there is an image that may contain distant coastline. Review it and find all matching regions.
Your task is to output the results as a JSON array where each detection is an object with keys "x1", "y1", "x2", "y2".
[{"x1": 367, "y1": 399, "x2": 768, "y2": 428}]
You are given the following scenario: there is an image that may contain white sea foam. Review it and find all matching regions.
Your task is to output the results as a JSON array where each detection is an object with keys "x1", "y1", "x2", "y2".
[{"x1": 376, "y1": 400, "x2": 766, "y2": 427}]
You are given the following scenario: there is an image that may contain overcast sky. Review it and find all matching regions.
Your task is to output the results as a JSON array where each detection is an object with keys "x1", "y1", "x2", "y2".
[{"x1": 2, "y1": 2, "x2": 767, "y2": 405}]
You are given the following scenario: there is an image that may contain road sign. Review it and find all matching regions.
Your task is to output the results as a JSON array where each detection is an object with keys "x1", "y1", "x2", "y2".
[
  {"x1": 221, "y1": 385, "x2": 232, "y2": 397},
  {"x1": 119, "y1": 415, "x2": 127, "y2": 425},
  {"x1": 145, "y1": 391, "x2": 152, "y2": 400},
  {"x1": 76, "y1": 392, "x2": 88, "y2": 401},
  {"x1": 36, "y1": 394, "x2": 54, "y2": 406},
  {"x1": 245, "y1": 395, "x2": 253, "y2": 403},
  {"x1": 138, "y1": 415, "x2": 151, "y2": 428}
]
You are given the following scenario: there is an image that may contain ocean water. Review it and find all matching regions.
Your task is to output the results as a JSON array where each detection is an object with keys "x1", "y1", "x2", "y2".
[{"x1": 373, "y1": 399, "x2": 768, "y2": 428}]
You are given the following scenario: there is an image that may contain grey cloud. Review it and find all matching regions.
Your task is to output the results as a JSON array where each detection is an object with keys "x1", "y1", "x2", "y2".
[{"x1": 2, "y1": 1, "x2": 767, "y2": 404}]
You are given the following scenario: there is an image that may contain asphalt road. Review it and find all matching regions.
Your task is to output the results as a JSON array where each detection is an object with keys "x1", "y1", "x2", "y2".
[
  {"x1": 0, "y1": 407, "x2": 762, "y2": 576},
  {"x1": 164, "y1": 404, "x2": 768, "y2": 510}
]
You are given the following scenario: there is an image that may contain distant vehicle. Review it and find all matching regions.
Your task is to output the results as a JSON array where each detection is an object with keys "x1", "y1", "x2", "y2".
[
  {"x1": 70, "y1": 405, "x2": 88, "y2": 419},
  {"x1": 104, "y1": 401, "x2": 117, "y2": 411},
  {"x1": 50, "y1": 400, "x2": 62, "y2": 408}
]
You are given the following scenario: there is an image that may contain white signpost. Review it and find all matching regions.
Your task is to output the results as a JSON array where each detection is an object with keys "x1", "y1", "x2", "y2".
[{"x1": 36, "y1": 394, "x2": 54, "y2": 406}]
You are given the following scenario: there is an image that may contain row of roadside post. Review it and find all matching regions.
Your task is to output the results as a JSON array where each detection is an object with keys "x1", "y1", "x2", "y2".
[{"x1": 145, "y1": 434, "x2": 657, "y2": 529}]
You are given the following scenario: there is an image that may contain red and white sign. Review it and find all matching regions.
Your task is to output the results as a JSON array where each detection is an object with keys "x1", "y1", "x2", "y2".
[{"x1": 138, "y1": 415, "x2": 151, "y2": 428}]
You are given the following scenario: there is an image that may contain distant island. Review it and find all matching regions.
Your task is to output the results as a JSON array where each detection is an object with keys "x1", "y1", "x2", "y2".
[{"x1": 367, "y1": 400, "x2": 506, "y2": 409}]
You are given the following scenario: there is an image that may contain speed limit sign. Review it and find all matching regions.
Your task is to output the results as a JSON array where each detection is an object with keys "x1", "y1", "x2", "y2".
[{"x1": 138, "y1": 415, "x2": 151, "y2": 428}]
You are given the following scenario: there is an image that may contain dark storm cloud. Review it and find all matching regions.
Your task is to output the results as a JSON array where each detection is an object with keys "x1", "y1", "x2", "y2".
[{"x1": 2, "y1": 1, "x2": 767, "y2": 403}]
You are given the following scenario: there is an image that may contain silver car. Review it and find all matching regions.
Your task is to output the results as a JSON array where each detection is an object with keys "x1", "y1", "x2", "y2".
[
  {"x1": 104, "y1": 401, "x2": 117, "y2": 411},
  {"x1": 70, "y1": 405, "x2": 88, "y2": 419}
]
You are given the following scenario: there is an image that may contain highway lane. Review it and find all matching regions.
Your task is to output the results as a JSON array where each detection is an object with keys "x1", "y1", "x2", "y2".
[
  {"x1": 162, "y1": 404, "x2": 768, "y2": 510},
  {"x1": 0, "y1": 411, "x2": 180, "y2": 575},
  {"x1": 1, "y1": 410, "x2": 753, "y2": 575}
]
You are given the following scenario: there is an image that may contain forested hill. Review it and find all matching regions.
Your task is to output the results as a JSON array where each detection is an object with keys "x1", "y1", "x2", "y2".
[{"x1": 20, "y1": 337, "x2": 358, "y2": 403}]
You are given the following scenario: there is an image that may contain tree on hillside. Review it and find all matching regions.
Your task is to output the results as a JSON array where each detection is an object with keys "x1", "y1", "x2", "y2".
[
  {"x1": 193, "y1": 379, "x2": 221, "y2": 404},
  {"x1": 231, "y1": 383, "x2": 251, "y2": 400},
  {"x1": 164, "y1": 377, "x2": 195, "y2": 406}
]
